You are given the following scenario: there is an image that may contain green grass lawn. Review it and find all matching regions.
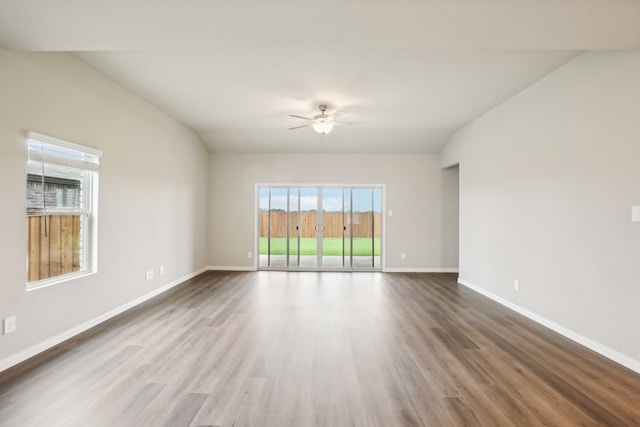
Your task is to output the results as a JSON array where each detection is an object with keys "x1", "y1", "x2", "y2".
[{"x1": 260, "y1": 237, "x2": 380, "y2": 256}]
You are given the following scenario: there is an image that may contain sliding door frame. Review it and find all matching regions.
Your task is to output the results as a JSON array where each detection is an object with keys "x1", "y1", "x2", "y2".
[{"x1": 255, "y1": 183, "x2": 386, "y2": 272}]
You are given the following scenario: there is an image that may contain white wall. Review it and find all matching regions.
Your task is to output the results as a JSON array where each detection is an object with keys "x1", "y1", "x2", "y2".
[
  {"x1": 0, "y1": 51, "x2": 209, "y2": 364},
  {"x1": 208, "y1": 153, "x2": 452, "y2": 271},
  {"x1": 441, "y1": 51, "x2": 640, "y2": 364},
  {"x1": 441, "y1": 165, "x2": 459, "y2": 269}
]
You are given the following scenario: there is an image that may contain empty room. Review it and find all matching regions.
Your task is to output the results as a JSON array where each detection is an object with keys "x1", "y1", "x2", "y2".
[{"x1": 1, "y1": 1, "x2": 640, "y2": 426}]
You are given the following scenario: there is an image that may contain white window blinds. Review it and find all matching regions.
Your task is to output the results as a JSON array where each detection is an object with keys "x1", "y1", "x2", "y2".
[{"x1": 27, "y1": 132, "x2": 102, "y2": 172}]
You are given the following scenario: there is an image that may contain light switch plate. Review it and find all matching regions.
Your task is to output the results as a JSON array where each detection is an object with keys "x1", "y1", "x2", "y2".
[
  {"x1": 632, "y1": 206, "x2": 640, "y2": 222},
  {"x1": 4, "y1": 316, "x2": 16, "y2": 335}
]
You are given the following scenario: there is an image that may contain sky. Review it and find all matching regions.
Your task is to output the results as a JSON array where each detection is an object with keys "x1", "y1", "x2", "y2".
[{"x1": 259, "y1": 187, "x2": 381, "y2": 212}]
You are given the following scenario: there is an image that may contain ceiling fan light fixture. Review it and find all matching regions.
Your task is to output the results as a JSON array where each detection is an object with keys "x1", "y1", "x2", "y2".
[
  {"x1": 289, "y1": 104, "x2": 348, "y2": 135},
  {"x1": 312, "y1": 120, "x2": 334, "y2": 135}
]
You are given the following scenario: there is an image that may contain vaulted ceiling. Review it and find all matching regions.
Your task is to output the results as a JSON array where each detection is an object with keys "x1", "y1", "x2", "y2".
[{"x1": 1, "y1": 1, "x2": 639, "y2": 154}]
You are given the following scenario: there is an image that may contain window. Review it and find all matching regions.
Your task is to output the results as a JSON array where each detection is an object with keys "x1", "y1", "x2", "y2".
[{"x1": 26, "y1": 132, "x2": 102, "y2": 290}]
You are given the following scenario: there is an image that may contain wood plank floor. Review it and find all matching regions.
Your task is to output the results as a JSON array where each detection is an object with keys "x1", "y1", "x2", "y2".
[{"x1": 1, "y1": 271, "x2": 640, "y2": 426}]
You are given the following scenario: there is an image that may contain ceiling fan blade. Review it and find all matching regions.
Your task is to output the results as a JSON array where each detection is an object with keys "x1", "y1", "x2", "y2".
[
  {"x1": 288, "y1": 114, "x2": 313, "y2": 120},
  {"x1": 330, "y1": 110, "x2": 347, "y2": 120},
  {"x1": 334, "y1": 120, "x2": 362, "y2": 125},
  {"x1": 288, "y1": 124, "x2": 310, "y2": 130}
]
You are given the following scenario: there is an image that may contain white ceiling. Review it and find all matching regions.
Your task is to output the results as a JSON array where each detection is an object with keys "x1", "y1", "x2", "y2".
[{"x1": 1, "y1": 1, "x2": 639, "y2": 154}]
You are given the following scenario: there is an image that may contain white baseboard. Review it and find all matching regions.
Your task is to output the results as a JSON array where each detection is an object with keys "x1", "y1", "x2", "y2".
[
  {"x1": 205, "y1": 266, "x2": 460, "y2": 273},
  {"x1": 0, "y1": 266, "x2": 208, "y2": 373},
  {"x1": 206, "y1": 265, "x2": 460, "y2": 274},
  {"x1": 458, "y1": 278, "x2": 640, "y2": 375},
  {"x1": 384, "y1": 267, "x2": 459, "y2": 273},
  {"x1": 207, "y1": 265, "x2": 256, "y2": 271}
]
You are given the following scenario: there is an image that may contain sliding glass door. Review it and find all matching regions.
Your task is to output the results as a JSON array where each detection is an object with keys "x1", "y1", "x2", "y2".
[
  {"x1": 321, "y1": 187, "x2": 345, "y2": 269},
  {"x1": 262, "y1": 187, "x2": 287, "y2": 268},
  {"x1": 258, "y1": 185, "x2": 382, "y2": 271},
  {"x1": 297, "y1": 187, "x2": 318, "y2": 269},
  {"x1": 351, "y1": 188, "x2": 382, "y2": 269}
]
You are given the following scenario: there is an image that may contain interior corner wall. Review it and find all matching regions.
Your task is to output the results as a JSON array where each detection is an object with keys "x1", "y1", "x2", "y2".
[
  {"x1": 441, "y1": 51, "x2": 640, "y2": 363},
  {"x1": 0, "y1": 51, "x2": 209, "y2": 364},
  {"x1": 441, "y1": 165, "x2": 459, "y2": 270},
  {"x1": 207, "y1": 153, "x2": 448, "y2": 271}
]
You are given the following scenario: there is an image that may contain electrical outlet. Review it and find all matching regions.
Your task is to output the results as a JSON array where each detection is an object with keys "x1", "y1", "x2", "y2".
[
  {"x1": 514, "y1": 280, "x2": 520, "y2": 291},
  {"x1": 247, "y1": 251, "x2": 253, "y2": 258},
  {"x1": 3, "y1": 316, "x2": 16, "y2": 335},
  {"x1": 145, "y1": 270, "x2": 154, "y2": 281},
  {"x1": 632, "y1": 206, "x2": 640, "y2": 222},
  {"x1": 159, "y1": 266, "x2": 164, "y2": 276},
  {"x1": 401, "y1": 253, "x2": 406, "y2": 260}
]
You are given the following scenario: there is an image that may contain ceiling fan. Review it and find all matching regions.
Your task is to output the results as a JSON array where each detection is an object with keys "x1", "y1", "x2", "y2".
[{"x1": 288, "y1": 104, "x2": 350, "y2": 135}]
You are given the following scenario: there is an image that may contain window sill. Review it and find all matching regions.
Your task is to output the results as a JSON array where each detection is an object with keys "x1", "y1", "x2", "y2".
[{"x1": 26, "y1": 270, "x2": 97, "y2": 292}]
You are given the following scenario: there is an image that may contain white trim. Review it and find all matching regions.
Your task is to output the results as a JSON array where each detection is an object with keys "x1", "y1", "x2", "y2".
[
  {"x1": 380, "y1": 185, "x2": 387, "y2": 271},
  {"x1": 203, "y1": 266, "x2": 459, "y2": 273},
  {"x1": 384, "y1": 267, "x2": 459, "y2": 273},
  {"x1": 207, "y1": 265, "x2": 256, "y2": 271},
  {"x1": 457, "y1": 278, "x2": 640, "y2": 375},
  {"x1": 0, "y1": 267, "x2": 207, "y2": 373},
  {"x1": 253, "y1": 184, "x2": 260, "y2": 270},
  {"x1": 27, "y1": 270, "x2": 97, "y2": 292}
]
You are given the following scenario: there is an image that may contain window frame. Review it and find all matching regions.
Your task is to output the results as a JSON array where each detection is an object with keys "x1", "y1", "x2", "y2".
[{"x1": 25, "y1": 132, "x2": 102, "y2": 291}]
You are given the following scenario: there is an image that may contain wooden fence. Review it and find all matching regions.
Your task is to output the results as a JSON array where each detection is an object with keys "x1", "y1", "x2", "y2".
[
  {"x1": 260, "y1": 211, "x2": 380, "y2": 238},
  {"x1": 26, "y1": 215, "x2": 81, "y2": 282}
]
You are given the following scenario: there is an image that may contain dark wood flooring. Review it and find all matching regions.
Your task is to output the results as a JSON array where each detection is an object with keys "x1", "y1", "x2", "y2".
[{"x1": 1, "y1": 271, "x2": 639, "y2": 426}]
